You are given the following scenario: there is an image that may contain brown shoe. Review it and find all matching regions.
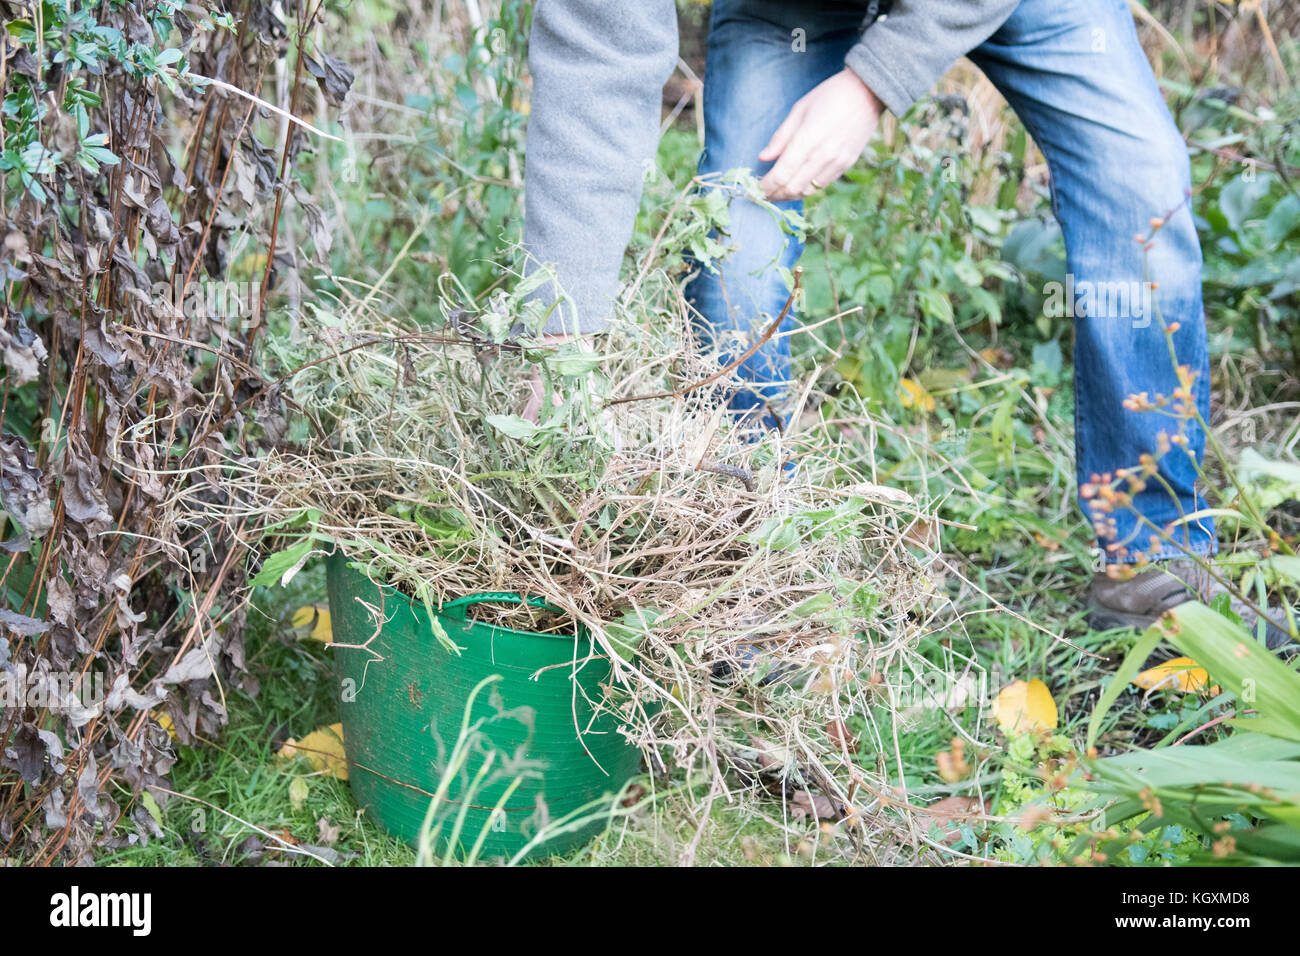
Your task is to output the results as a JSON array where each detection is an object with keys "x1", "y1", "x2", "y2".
[{"x1": 1086, "y1": 558, "x2": 1296, "y2": 651}]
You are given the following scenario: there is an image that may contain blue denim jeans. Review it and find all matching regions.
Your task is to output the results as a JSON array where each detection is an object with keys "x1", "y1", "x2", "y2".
[{"x1": 684, "y1": 0, "x2": 1215, "y2": 562}]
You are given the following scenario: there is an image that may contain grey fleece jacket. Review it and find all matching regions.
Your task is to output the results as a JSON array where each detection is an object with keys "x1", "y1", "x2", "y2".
[{"x1": 523, "y1": 0, "x2": 1018, "y2": 335}]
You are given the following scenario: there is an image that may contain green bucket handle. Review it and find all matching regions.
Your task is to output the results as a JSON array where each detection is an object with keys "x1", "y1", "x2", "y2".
[{"x1": 436, "y1": 592, "x2": 565, "y2": 621}]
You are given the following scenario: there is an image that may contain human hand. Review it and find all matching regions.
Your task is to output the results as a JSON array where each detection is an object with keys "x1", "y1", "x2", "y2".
[
  {"x1": 758, "y1": 68, "x2": 884, "y2": 202},
  {"x1": 521, "y1": 333, "x2": 585, "y2": 423}
]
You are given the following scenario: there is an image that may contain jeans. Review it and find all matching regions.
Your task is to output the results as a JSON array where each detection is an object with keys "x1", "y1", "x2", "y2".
[{"x1": 684, "y1": 0, "x2": 1215, "y2": 562}]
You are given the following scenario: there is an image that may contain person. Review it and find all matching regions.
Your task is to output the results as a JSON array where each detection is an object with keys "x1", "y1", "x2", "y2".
[{"x1": 520, "y1": 0, "x2": 1291, "y2": 645}]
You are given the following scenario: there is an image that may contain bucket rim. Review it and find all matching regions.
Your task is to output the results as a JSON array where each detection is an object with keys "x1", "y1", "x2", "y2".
[
  {"x1": 330, "y1": 552, "x2": 593, "y2": 645},
  {"x1": 437, "y1": 591, "x2": 592, "y2": 644}
]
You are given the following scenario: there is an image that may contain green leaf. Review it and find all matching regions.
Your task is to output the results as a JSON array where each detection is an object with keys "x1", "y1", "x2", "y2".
[
  {"x1": 289, "y1": 775, "x2": 310, "y2": 812},
  {"x1": 140, "y1": 790, "x2": 164, "y2": 828},
  {"x1": 1264, "y1": 193, "x2": 1300, "y2": 247},
  {"x1": 484, "y1": 414, "x2": 541, "y2": 441},
  {"x1": 1030, "y1": 339, "x2": 1062, "y2": 381},
  {"x1": 951, "y1": 256, "x2": 982, "y2": 288},
  {"x1": 1252, "y1": 555, "x2": 1300, "y2": 589},
  {"x1": 512, "y1": 267, "x2": 553, "y2": 299},
  {"x1": 1238, "y1": 448, "x2": 1300, "y2": 489},
  {"x1": 1001, "y1": 217, "x2": 1066, "y2": 282},
  {"x1": 604, "y1": 607, "x2": 661, "y2": 661},
  {"x1": 1219, "y1": 172, "x2": 1274, "y2": 233},
  {"x1": 85, "y1": 145, "x2": 119, "y2": 165},
  {"x1": 412, "y1": 507, "x2": 474, "y2": 542},
  {"x1": 547, "y1": 352, "x2": 603, "y2": 377},
  {"x1": 1086, "y1": 626, "x2": 1162, "y2": 749},
  {"x1": 917, "y1": 288, "x2": 953, "y2": 324},
  {"x1": 792, "y1": 592, "x2": 835, "y2": 617},
  {"x1": 1165, "y1": 602, "x2": 1300, "y2": 742},
  {"x1": 250, "y1": 537, "x2": 319, "y2": 588},
  {"x1": 421, "y1": 592, "x2": 459, "y2": 653}
]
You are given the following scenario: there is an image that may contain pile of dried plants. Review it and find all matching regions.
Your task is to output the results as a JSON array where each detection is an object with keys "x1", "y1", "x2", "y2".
[{"x1": 172, "y1": 177, "x2": 947, "y2": 860}]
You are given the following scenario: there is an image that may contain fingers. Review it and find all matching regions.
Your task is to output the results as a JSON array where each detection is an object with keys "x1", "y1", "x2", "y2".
[
  {"x1": 521, "y1": 365, "x2": 562, "y2": 423},
  {"x1": 763, "y1": 143, "x2": 832, "y2": 201},
  {"x1": 760, "y1": 115, "x2": 849, "y2": 200},
  {"x1": 757, "y1": 85, "x2": 869, "y2": 200},
  {"x1": 758, "y1": 102, "x2": 802, "y2": 163},
  {"x1": 760, "y1": 158, "x2": 803, "y2": 201},
  {"x1": 776, "y1": 140, "x2": 861, "y2": 200},
  {"x1": 759, "y1": 100, "x2": 817, "y2": 200},
  {"x1": 760, "y1": 125, "x2": 821, "y2": 201},
  {"x1": 806, "y1": 152, "x2": 849, "y2": 195}
]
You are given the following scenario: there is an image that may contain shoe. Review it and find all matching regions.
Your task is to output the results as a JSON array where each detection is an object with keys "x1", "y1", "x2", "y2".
[{"x1": 1086, "y1": 558, "x2": 1296, "y2": 651}]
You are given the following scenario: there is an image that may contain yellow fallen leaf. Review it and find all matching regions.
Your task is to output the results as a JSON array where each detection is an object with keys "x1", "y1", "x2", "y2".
[
  {"x1": 898, "y1": 377, "x2": 936, "y2": 413},
  {"x1": 994, "y1": 679, "x2": 1058, "y2": 733},
  {"x1": 291, "y1": 605, "x2": 333, "y2": 642},
  {"x1": 155, "y1": 711, "x2": 177, "y2": 740},
  {"x1": 1132, "y1": 656, "x2": 1208, "y2": 693},
  {"x1": 278, "y1": 722, "x2": 348, "y2": 779}
]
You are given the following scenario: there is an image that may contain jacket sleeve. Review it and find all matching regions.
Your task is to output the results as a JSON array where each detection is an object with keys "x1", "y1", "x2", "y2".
[
  {"x1": 522, "y1": 0, "x2": 679, "y2": 335},
  {"x1": 844, "y1": 0, "x2": 1019, "y2": 117}
]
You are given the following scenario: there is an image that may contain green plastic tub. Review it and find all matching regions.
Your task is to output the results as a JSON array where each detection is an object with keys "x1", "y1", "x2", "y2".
[{"x1": 326, "y1": 553, "x2": 641, "y2": 861}]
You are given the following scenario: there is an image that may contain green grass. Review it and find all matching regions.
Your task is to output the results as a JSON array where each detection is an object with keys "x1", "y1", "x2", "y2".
[
  {"x1": 101, "y1": 567, "x2": 415, "y2": 867},
  {"x1": 100, "y1": 6, "x2": 1300, "y2": 865}
]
